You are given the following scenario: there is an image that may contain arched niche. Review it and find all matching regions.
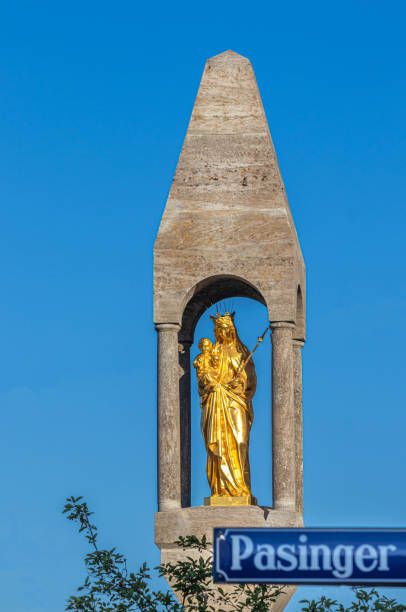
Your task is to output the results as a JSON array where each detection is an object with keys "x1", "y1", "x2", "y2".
[
  {"x1": 178, "y1": 275, "x2": 268, "y2": 507},
  {"x1": 179, "y1": 274, "x2": 267, "y2": 344}
]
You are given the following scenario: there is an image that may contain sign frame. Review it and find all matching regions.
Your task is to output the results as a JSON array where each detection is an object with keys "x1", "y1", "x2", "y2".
[{"x1": 214, "y1": 527, "x2": 406, "y2": 586}]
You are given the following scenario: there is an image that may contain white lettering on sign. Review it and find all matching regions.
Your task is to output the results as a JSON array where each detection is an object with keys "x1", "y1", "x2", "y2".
[
  {"x1": 298, "y1": 534, "x2": 308, "y2": 570},
  {"x1": 229, "y1": 534, "x2": 398, "y2": 578},
  {"x1": 355, "y1": 545, "x2": 378, "y2": 572},
  {"x1": 378, "y1": 545, "x2": 397, "y2": 570},
  {"x1": 310, "y1": 545, "x2": 333, "y2": 571},
  {"x1": 276, "y1": 545, "x2": 297, "y2": 571},
  {"x1": 253, "y1": 544, "x2": 276, "y2": 570},
  {"x1": 332, "y1": 545, "x2": 354, "y2": 578},
  {"x1": 230, "y1": 535, "x2": 253, "y2": 570}
]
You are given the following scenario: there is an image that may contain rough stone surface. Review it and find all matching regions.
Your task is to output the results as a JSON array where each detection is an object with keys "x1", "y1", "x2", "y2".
[
  {"x1": 178, "y1": 340, "x2": 192, "y2": 508},
  {"x1": 293, "y1": 340, "x2": 304, "y2": 514},
  {"x1": 153, "y1": 50, "x2": 306, "y2": 610},
  {"x1": 156, "y1": 323, "x2": 182, "y2": 510},
  {"x1": 156, "y1": 506, "x2": 302, "y2": 611},
  {"x1": 271, "y1": 323, "x2": 296, "y2": 510},
  {"x1": 154, "y1": 49, "x2": 305, "y2": 332},
  {"x1": 155, "y1": 506, "x2": 303, "y2": 548}
]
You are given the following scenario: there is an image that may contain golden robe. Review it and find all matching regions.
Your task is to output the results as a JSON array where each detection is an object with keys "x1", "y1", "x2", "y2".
[{"x1": 194, "y1": 317, "x2": 257, "y2": 498}]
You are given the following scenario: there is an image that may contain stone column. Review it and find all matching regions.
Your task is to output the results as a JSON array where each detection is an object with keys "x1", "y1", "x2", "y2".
[
  {"x1": 156, "y1": 323, "x2": 181, "y2": 511},
  {"x1": 178, "y1": 339, "x2": 192, "y2": 508},
  {"x1": 293, "y1": 339, "x2": 304, "y2": 514},
  {"x1": 271, "y1": 322, "x2": 296, "y2": 511}
]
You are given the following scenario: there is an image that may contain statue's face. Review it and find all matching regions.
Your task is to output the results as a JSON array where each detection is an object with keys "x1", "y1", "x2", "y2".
[
  {"x1": 216, "y1": 320, "x2": 234, "y2": 342},
  {"x1": 200, "y1": 338, "x2": 212, "y2": 352}
]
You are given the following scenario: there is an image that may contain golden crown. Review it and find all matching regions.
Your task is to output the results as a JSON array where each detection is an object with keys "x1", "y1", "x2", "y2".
[{"x1": 210, "y1": 311, "x2": 235, "y2": 322}]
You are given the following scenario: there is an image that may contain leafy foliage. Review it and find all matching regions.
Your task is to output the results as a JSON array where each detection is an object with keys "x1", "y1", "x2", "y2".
[
  {"x1": 64, "y1": 496, "x2": 406, "y2": 611},
  {"x1": 300, "y1": 589, "x2": 406, "y2": 612}
]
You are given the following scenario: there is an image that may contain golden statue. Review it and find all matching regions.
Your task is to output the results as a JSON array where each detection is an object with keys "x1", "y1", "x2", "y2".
[{"x1": 193, "y1": 312, "x2": 258, "y2": 506}]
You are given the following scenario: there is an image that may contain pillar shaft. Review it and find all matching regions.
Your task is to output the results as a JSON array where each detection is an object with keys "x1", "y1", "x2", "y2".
[
  {"x1": 293, "y1": 340, "x2": 304, "y2": 514},
  {"x1": 178, "y1": 340, "x2": 192, "y2": 508},
  {"x1": 156, "y1": 323, "x2": 181, "y2": 511},
  {"x1": 271, "y1": 322, "x2": 296, "y2": 510}
]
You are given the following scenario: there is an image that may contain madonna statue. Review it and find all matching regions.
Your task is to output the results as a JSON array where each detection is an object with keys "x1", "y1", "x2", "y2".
[{"x1": 193, "y1": 312, "x2": 257, "y2": 505}]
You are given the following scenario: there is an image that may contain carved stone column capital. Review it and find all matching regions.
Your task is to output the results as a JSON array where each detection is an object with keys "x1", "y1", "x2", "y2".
[
  {"x1": 155, "y1": 322, "x2": 181, "y2": 332},
  {"x1": 270, "y1": 321, "x2": 296, "y2": 331}
]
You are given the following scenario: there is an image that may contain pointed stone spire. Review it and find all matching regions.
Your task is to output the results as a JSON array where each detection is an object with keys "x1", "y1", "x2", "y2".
[
  {"x1": 154, "y1": 55, "x2": 306, "y2": 612},
  {"x1": 154, "y1": 50, "x2": 305, "y2": 332}
]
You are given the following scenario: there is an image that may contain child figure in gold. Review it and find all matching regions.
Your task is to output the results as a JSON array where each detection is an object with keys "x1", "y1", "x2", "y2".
[
  {"x1": 193, "y1": 313, "x2": 257, "y2": 504},
  {"x1": 193, "y1": 338, "x2": 219, "y2": 401}
]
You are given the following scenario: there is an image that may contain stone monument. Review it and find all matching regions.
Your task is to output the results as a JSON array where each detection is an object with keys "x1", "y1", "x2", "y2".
[{"x1": 153, "y1": 50, "x2": 306, "y2": 610}]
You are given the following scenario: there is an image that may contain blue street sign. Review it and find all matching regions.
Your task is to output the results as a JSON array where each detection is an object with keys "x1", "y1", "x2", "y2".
[{"x1": 214, "y1": 528, "x2": 406, "y2": 586}]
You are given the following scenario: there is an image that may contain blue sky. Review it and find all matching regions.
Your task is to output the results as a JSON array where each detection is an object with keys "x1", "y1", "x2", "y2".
[{"x1": 1, "y1": 1, "x2": 405, "y2": 609}]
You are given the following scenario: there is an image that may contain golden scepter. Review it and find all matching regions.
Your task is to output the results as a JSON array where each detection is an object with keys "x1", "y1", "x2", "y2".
[{"x1": 236, "y1": 324, "x2": 271, "y2": 375}]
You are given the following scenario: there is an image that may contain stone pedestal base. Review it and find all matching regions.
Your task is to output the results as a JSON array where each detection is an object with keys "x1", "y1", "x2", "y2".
[
  {"x1": 204, "y1": 495, "x2": 257, "y2": 506},
  {"x1": 155, "y1": 505, "x2": 303, "y2": 611},
  {"x1": 155, "y1": 505, "x2": 303, "y2": 548}
]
